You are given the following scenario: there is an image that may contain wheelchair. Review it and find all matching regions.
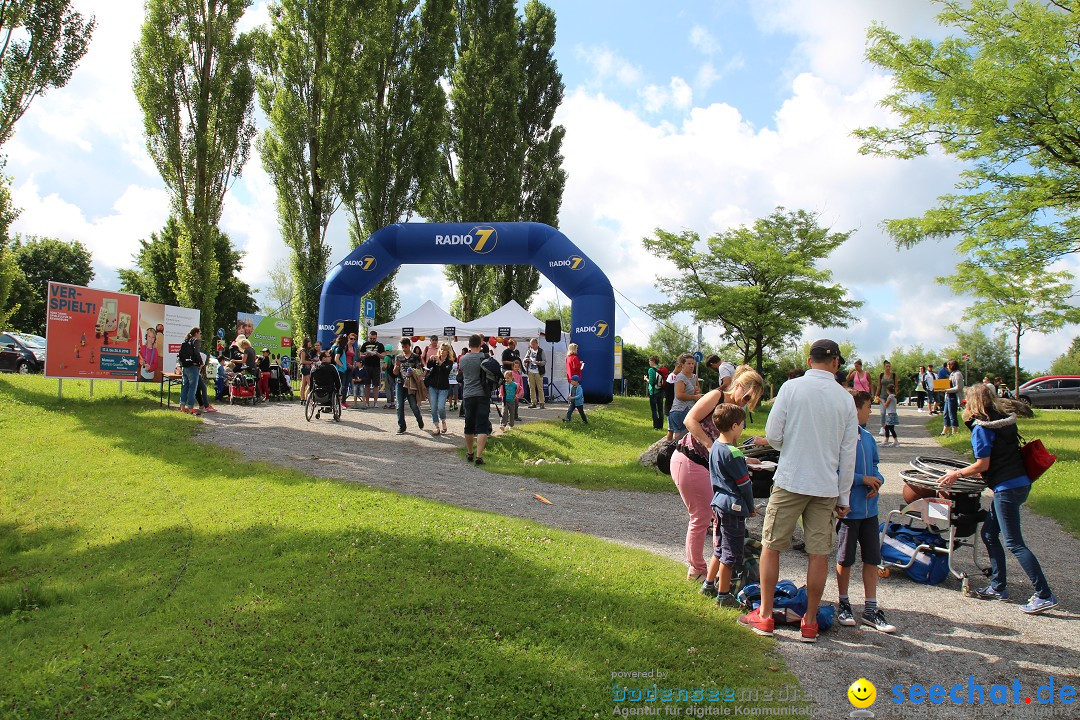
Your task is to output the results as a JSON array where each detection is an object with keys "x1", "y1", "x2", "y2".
[{"x1": 305, "y1": 382, "x2": 342, "y2": 422}]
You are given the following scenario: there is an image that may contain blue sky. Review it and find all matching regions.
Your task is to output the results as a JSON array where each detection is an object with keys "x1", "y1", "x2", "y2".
[{"x1": 6, "y1": 0, "x2": 1077, "y2": 370}]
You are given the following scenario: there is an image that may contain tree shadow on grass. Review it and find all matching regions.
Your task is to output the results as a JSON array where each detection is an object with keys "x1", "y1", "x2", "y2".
[{"x1": 2, "y1": 515, "x2": 791, "y2": 719}]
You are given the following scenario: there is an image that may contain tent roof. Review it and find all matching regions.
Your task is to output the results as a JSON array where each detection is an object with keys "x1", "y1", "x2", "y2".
[
  {"x1": 468, "y1": 300, "x2": 546, "y2": 338},
  {"x1": 369, "y1": 300, "x2": 477, "y2": 339}
]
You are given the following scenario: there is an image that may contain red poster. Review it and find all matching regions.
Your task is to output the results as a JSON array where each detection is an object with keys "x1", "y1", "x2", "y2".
[{"x1": 45, "y1": 282, "x2": 140, "y2": 380}]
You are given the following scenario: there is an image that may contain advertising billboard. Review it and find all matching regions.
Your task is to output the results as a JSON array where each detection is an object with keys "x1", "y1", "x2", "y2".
[
  {"x1": 45, "y1": 282, "x2": 140, "y2": 380},
  {"x1": 136, "y1": 301, "x2": 201, "y2": 382},
  {"x1": 235, "y1": 312, "x2": 294, "y2": 356}
]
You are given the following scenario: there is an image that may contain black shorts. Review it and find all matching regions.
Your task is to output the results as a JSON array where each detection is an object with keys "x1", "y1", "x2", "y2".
[
  {"x1": 836, "y1": 516, "x2": 881, "y2": 567},
  {"x1": 712, "y1": 510, "x2": 746, "y2": 567},
  {"x1": 463, "y1": 396, "x2": 492, "y2": 436}
]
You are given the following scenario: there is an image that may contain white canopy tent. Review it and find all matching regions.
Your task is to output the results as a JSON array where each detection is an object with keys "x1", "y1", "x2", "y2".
[
  {"x1": 469, "y1": 300, "x2": 573, "y2": 401},
  {"x1": 369, "y1": 300, "x2": 478, "y2": 342}
]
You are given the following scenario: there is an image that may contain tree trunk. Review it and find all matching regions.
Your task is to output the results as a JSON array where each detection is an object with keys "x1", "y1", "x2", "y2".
[{"x1": 1013, "y1": 322, "x2": 1022, "y2": 394}]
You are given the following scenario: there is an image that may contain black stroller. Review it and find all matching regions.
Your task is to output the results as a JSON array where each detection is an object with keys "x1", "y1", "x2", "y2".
[
  {"x1": 269, "y1": 364, "x2": 293, "y2": 401},
  {"x1": 305, "y1": 364, "x2": 342, "y2": 422}
]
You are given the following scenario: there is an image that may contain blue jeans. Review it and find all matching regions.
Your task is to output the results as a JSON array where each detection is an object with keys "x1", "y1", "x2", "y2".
[
  {"x1": 396, "y1": 382, "x2": 423, "y2": 430},
  {"x1": 429, "y1": 387, "x2": 449, "y2": 424},
  {"x1": 180, "y1": 366, "x2": 200, "y2": 408},
  {"x1": 943, "y1": 393, "x2": 959, "y2": 427},
  {"x1": 982, "y1": 484, "x2": 1053, "y2": 599}
]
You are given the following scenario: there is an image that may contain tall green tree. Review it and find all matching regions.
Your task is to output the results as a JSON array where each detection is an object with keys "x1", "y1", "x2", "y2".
[
  {"x1": 427, "y1": 0, "x2": 564, "y2": 319},
  {"x1": 0, "y1": 0, "x2": 96, "y2": 148},
  {"x1": 133, "y1": 0, "x2": 257, "y2": 339},
  {"x1": 644, "y1": 208, "x2": 862, "y2": 373},
  {"x1": 118, "y1": 217, "x2": 257, "y2": 336},
  {"x1": 258, "y1": 257, "x2": 293, "y2": 317},
  {"x1": 255, "y1": 0, "x2": 371, "y2": 339},
  {"x1": 490, "y1": 0, "x2": 565, "y2": 309},
  {"x1": 1049, "y1": 336, "x2": 1080, "y2": 375},
  {"x1": 941, "y1": 327, "x2": 1019, "y2": 388},
  {"x1": 341, "y1": 0, "x2": 455, "y2": 326},
  {"x1": 940, "y1": 247, "x2": 1079, "y2": 391},
  {"x1": 856, "y1": 0, "x2": 1080, "y2": 260},
  {"x1": 4, "y1": 235, "x2": 93, "y2": 334},
  {"x1": 0, "y1": 0, "x2": 95, "y2": 324}
]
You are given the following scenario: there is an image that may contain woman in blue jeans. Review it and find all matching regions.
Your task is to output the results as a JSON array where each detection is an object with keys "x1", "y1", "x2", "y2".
[
  {"x1": 939, "y1": 383, "x2": 1058, "y2": 614},
  {"x1": 426, "y1": 343, "x2": 454, "y2": 435},
  {"x1": 941, "y1": 359, "x2": 964, "y2": 436},
  {"x1": 178, "y1": 327, "x2": 203, "y2": 415}
]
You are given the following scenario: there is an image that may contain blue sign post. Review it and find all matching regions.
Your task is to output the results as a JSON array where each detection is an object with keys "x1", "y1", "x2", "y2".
[
  {"x1": 363, "y1": 298, "x2": 376, "y2": 327},
  {"x1": 693, "y1": 351, "x2": 704, "y2": 363}
]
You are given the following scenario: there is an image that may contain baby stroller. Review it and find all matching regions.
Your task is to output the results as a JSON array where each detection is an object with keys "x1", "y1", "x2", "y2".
[
  {"x1": 229, "y1": 370, "x2": 258, "y2": 405},
  {"x1": 305, "y1": 368, "x2": 342, "y2": 422},
  {"x1": 878, "y1": 456, "x2": 990, "y2": 592},
  {"x1": 741, "y1": 441, "x2": 779, "y2": 499},
  {"x1": 268, "y1": 364, "x2": 293, "y2": 401}
]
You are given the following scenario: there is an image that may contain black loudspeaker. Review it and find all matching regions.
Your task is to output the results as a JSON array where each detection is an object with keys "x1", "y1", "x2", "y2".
[
  {"x1": 544, "y1": 319, "x2": 562, "y2": 338},
  {"x1": 341, "y1": 320, "x2": 360, "y2": 337}
]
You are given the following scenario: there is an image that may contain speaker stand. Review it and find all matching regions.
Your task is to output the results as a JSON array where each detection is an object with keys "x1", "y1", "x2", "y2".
[{"x1": 546, "y1": 342, "x2": 567, "y2": 403}]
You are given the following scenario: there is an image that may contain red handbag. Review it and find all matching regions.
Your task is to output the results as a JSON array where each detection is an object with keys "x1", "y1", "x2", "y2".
[{"x1": 1020, "y1": 438, "x2": 1056, "y2": 481}]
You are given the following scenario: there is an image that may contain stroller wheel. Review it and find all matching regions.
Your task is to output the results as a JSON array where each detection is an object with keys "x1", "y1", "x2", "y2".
[{"x1": 877, "y1": 567, "x2": 891, "y2": 579}]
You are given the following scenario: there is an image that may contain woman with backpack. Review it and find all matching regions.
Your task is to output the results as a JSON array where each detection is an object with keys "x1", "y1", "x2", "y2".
[{"x1": 178, "y1": 327, "x2": 203, "y2": 416}]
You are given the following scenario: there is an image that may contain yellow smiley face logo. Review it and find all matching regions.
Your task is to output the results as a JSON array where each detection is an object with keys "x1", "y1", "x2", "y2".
[{"x1": 848, "y1": 678, "x2": 876, "y2": 709}]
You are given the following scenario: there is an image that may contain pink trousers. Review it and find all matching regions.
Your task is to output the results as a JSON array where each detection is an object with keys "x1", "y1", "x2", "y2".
[{"x1": 671, "y1": 450, "x2": 713, "y2": 577}]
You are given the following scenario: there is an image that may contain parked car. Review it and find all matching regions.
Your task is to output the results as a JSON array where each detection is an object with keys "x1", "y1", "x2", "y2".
[
  {"x1": 0, "y1": 332, "x2": 46, "y2": 373},
  {"x1": 1016, "y1": 376, "x2": 1080, "y2": 409}
]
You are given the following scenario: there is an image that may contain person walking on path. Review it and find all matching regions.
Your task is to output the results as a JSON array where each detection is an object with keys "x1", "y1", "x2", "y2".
[
  {"x1": 646, "y1": 355, "x2": 665, "y2": 430},
  {"x1": 460, "y1": 334, "x2": 492, "y2": 465},
  {"x1": 941, "y1": 359, "x2": 965, "y2": 437},
  {"x1": 739, "y1": 339, "x2": 858, "y2": 642},
  {"x1": 392, "y1": 338, "x2": 425, "y2": 434},
  {"x1": 524, "y1": 338, "x2": 546, "y2": 408},
  {"x1": 359, "y1": 330, "x2": 385, "y2": 410},
  {"x1": 426, "y1": 342, "x2": 454, "y2": 435},
  {"x1": 875, "y1": 360, "x2": 897, "y2": 435},
  {"x1": 939, "y1": 383, "x2": 1059, "y2": 614}
]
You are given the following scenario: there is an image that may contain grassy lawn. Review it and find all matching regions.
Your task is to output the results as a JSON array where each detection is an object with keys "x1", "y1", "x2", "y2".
[
  {"x1": 479, "y1": 396, "x2": 770, "y2": 493},
  {"x1": 929, "y1": 409, "x2": 1080, "y2": 538},
  {"x1": 0, "y1": 375, "x2": 798, "y2": 719}
]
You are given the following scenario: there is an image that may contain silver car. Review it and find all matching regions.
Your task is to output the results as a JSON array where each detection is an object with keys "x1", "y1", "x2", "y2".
[{"x1": 1017, "y1": 376, "x2": 1080, "y2": 409}]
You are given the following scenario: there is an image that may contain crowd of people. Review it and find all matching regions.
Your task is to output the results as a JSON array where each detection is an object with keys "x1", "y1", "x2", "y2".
[{"x1": 669, "y1": 339, "x2": 1057, "y2": 645}]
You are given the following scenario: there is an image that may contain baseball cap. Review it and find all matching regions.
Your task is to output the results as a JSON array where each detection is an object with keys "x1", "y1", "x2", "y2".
[
  {"x1": 809, "y1": 339, "x2": 844, "y2": 364},
  {"x1": 571, "y1": 374, "x2": 580, "y2": 382},
  {"x1": 262, "y1": 347, "x2": 270, "y2": 353}
]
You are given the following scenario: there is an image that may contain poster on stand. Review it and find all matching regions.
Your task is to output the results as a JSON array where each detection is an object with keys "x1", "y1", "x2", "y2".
[
  {"x1": 236, "y1": 312, "x2": 294, "y2": 357},
  {"x1": 45, "y1": 282, "x2": 140, "y2": 380},
  {"x1": 136, "y1": 301, "x2": 201, "y2": 381}
]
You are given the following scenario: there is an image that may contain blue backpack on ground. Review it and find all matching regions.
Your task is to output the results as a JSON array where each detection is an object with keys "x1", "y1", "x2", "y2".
[
  {"x1": 737, "y1": 580, "x2": 835, "y2": 630},
  {"x1": 879, "y1": 521, "x2": 951, "y2": 585}
]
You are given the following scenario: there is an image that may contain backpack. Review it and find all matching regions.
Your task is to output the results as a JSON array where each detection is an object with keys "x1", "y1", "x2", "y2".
[
  {"x1": 479, "y1": 356, "x2": 503, "y2": 395},
  {"x1": 879, "y1": 521, "x2": 951, "y2": 585},
  {"x1": 655, "y1": 368, "x2": 667, "y2": 390},
  {"x1": 178, "y1": 339, "x2": 196, "y2": 367}
]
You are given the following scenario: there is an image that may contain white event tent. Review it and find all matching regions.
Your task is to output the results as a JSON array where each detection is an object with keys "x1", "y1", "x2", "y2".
[
  {"x1": 470, "y1": 300, "x2": 572, "y2": 401},
  {"x1": 369, "y1": 300, "x2": 478, "y2": 343}
]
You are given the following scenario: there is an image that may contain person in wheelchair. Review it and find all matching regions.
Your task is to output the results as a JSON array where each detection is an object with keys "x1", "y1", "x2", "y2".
[{"x1": 309, "y1": 350, "x2": 342, "y2": 410}]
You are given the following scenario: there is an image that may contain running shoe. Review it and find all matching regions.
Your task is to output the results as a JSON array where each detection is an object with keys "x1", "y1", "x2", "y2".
[
  {"x1": 799, "y1": 617, "x2": 818, "y2": 643},
  {"x1": 974, "y1": 586, "x2": 1010, "y2": 601},
  {"x1": 1020, "y1": 594, "x2": 1059, "y2": 614},
  {"x1": 861, "y1": 608, "x2": 896, "y2": 633},
  {"x1": 738, "y1": 609, "x2": 774, "y2": 637}
]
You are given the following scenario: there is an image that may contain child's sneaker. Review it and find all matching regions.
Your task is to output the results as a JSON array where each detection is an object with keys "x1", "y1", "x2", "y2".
[
  {"x1": 700, "y1": 581, "x2": 718, "y2": 598},
  {"x1": 861, "y1": 608, "x2": 896, "y2": 633},
  {"x1": 974, "y1": 586, "x2": 1010, "y2": 601},
  {"x1": 799, "y1": 617, "x2": 818, "y2": 643},
  {"x1": 716, "y1": 593, "x2": 740, "y2": 609},
  {"x1": 837, "y1": 600, "x2": 856, "y2": 626},
  {"x1": 1019, "y1": 594, "x2": 1059, "y2": 615},
  {"x1": 737, "y1": 609, "x2": 774, "y2": 637}
]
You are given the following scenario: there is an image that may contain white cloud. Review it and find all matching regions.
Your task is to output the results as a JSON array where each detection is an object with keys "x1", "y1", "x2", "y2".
[
  {"x1": 575, "y1": 45, "x2": 643, "y2": 87},
  {"x1": 689, "y1": 25, "x2": 720, "y2": 55},
  {"x1": 640, "y1": 76, "x2": 693, "y2": 113},
  {"x1": 11, "y1": 178, "x2": 170, "y2": 279}
]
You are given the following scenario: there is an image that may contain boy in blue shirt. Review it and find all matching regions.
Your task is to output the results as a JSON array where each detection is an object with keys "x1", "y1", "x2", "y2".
[
  {"x1": 563, "y1": 374, "x2": 588, "y2": 423},
  {"x1": 835, "y1": 391, "x2": 895, "y2": 633},
  {"x1": 700, "y1": 403, "x2": 756, "y2": 608}
]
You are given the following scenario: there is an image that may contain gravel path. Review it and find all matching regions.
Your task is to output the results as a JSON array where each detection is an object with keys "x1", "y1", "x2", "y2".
[{"x1": 196, "y1": 398, "x2": 1079, "y2": 719}]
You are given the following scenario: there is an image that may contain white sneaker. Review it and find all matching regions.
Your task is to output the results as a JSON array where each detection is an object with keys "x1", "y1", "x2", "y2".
[{"x1": 892, "y1": 441, "x2": 900, "y2": 447}]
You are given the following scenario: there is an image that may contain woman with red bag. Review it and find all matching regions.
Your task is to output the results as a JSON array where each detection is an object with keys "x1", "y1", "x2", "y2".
[{"x1": 939, "y1": 383, "x2": 1058, "y2": 614}]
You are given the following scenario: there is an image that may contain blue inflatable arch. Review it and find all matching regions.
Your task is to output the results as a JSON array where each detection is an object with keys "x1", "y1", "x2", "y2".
[{"x1": 317, "y1": 222, "x2": 615, "y2": 403}]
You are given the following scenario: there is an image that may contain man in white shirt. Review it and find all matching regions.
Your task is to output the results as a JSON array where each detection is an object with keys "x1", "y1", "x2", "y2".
[{"x1": 739, "y1": 339, "x2": 858, "y2": 643}]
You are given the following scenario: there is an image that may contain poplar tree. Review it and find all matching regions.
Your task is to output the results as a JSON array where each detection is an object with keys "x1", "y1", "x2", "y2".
[
  {"x1": 256, "y1": 0, "x2": 370, "y2": 338},
  {"x1": 428, "y1": 0, "x2": 564, "y2": 320},
  {"x1": 133, "y1": 0, "x2": 257, "y2": 338},
  {"x1": 341, "y1": 0, "x2": 454, "y2": 324}
]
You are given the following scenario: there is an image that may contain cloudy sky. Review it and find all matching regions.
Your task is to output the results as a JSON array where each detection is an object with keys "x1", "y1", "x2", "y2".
[{"x1": 7, "y1": 0, "x2": 1077, "y2": 369}]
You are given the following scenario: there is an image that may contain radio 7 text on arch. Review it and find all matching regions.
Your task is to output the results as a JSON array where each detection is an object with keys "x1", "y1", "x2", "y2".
[{"x1": 317, "y1": 222, "x2": 615, "y2": 403}]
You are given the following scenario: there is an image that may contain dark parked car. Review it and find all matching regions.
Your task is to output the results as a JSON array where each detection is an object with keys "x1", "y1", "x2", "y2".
[
  {"x1": 1017, "y1": 376, "x2": 1080, "y2": 409},
  {"x1": 0, "y1": 332, "x2": 46, "y2": 373}
]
